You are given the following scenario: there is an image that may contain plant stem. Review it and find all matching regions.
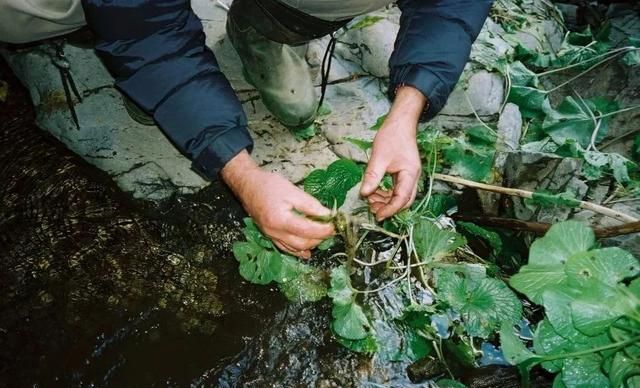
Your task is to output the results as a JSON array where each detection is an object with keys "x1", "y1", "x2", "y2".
[
  {"x1": 600, "y1": 127, "x2": 640, "y2": 150},
  {"x1": 594, "y1": 105, "x2": 640, "y2": 120},
  {"x1": 543, "y1": 335, "x2": 640, "y2": 362},
  {"x1": 545, "y1": 50, "x2": 628, "y2": 94},
  {"x1": 536, "y1": 47, "x2": 638, "y2": 77},
  {"x1": 433, "y1": 173, "x2": 639, "y2": 223},
  {"x1": 465, "y1": 91, "x2": 496, "y2": 135},
  {"x1": 612, "y1": 323, "x2": 640, "y2": 334}
]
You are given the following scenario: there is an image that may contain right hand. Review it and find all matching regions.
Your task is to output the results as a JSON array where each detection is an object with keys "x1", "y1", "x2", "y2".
[{"x1": 221, "y1": 151, "x2": 335, "y2": 259}]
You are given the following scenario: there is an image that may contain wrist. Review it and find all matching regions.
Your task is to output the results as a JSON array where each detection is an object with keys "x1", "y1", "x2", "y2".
[
  {"x1": 387, "y1": 85, "x2": 427, "y2": 126},
  {"x1": 220, "y1": 150, "x2": 260, "y2": 197}
]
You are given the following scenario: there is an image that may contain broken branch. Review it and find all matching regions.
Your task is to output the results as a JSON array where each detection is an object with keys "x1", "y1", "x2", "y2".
[{"x1": 433, "y1": 173, "x2": 638, "y2": 223}]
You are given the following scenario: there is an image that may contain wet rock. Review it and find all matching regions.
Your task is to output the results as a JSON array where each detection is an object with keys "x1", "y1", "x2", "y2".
[
  {"x1": 335, "y1": 10, "x2": 400, "y2": 78},
  {"x1": 497, "y1": 103, "x2": 523, "y2": 151},
  {"x1": 440, "y1": 70, "x2": 505, "y2": 117},
  {"x1": 1, "y1": 44, "x2": 209, "y2": 200},
  {"x1": 321, "y1": 78, "x2": 390, "y2": 163},
  {"x1": 504, "y1": 152, "x2": 588, "y2": 223},
  {"x1": 602, "y1": 232, "x2": 640, "y2": 258}
]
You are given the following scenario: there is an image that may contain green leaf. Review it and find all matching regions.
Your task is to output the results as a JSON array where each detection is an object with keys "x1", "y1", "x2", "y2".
[
  {"x1": 467, "y1": 125, "x2": 497, "y2": 146},
  {"x1": 570, "y1": 280, "x2": 635, "y2": 336},
  {"x1": 343, "y1": 137, "x2": 372, "y2": 152},
  {"x1": 513, "y1": 44, "x2": 554, "y2": 69},
  {"x1": 370, "y1": 114, "x2": 386, "y2": 130},
  {"x1": 622, "y1": 39, "x2": 640, "y2": 67},
  {"x1": 507, "y1": 85, "x2": 548, "y2": 119},
  {"x1": 608, "y1": 153, "x2": 635, "y2": 184},
  {"x1": 566, "y1": 26, "x2": 595, "y2": 46},
  {"x1": 379, "y1": 322, "x2": 433, "y2": 362},
  {"x1": 510, "y1": 265, "x2": 567, "y2": 305},
  {"x1": 233, "y1": 218, "x2": 315, "y2": 288},
  {"x1": 542, "y1": 96, "x2": 618, "y2": 148},
  {"x1": 565, "y1": 247, "x2": 640, "y2": 288},
  {"x1": 399, "y1": 303, "x2": 436, "y2": 329},
  {"x1": 609, "y1": 351, "x2": 640, "y2": 388},
  {"x1": 508, "y1": 61, "x2": 539, "y2": 87},
  {"x1": 500, "y1": 321, "x2": 541, "y2": 367},
  {"x1": 529, "y1": 221, "x2": 595, "y2": 267},
  {"x1": 317, "y1": 103, "x2": 332, "y2": 117},
  {"x1": 534, "y1": 319, "x2": 571, "y2": 372},
  {"x1": 437, "y1": 271, "x2": 522, "y2": 338},
  {"x1": 529, "y1": 190, "x2": 581, "y2": 208},
  {"x1": 630, "y1": 278, "x2": 640, "y2": 298},
  {"x1": 349, "y1": 15, "x2": 384, "y2": 31},
  {"x1": 334, "y1": 334, "x2": 378, "y2": 354},
  {"x1": 457, "y1": 222, "x2": 503, "y2": 256},
  {"x1": 510, "y1": 221, "x2": 594, "y2": 304},
  {"x1": 420, "y1": 194, "x2": 457, "y2": 218},
  {"x1": 304, "y1": 159, "x2": 363, "y2": 208},
  {"x1": 542, "y1": 285, "x2": 584, "y2": 340},
  {"x1": 234, "y1": 244, "x2": 283, "y2": 285},
  {"x1": 436, "y1": 379, "x2": 468, "y2": 388},
  {"x1": 332, "y1": 302, "x2": 372, "y2": 340},
  {"x1": 290, "y1": 123, "x2": 316, "y2": 141},
  {"x1": 553, "y1": 374, "x2": 567, "y2": 388},
  {"x1": 279, "y1": 266, "x2": 328, "y2": 303},
  {"x1": 443, "y1": 137, "x2": 495, "y2": 182},
  {"x1": 412, "y1": 220, "x2": 465, "y2": 264},
  {"x1": 317, "y1": 236, "x2": 335, "y2": 251},
  {"x1": 327, "y1": 265, "x2": 372, "y2": 340},
  {"x1": 562, "y1": 357, "x2": 610, "y2": 388}
]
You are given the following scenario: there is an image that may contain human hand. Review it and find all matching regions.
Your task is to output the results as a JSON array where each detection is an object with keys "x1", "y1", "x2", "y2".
[
  {"x1": 360, "y1": 86, "x2": 426, "y2": 221},
  {"x1": 221, "y1": 151, "x2": 334, "y2": 258}
]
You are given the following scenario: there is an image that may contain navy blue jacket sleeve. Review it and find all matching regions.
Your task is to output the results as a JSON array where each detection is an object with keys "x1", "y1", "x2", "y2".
[
  {"x1": 389, "y1": 0, "x2": 493, "y2": 120},
  {"x1": 81, "y1": 0, "x2": 252, "y2": 179}
]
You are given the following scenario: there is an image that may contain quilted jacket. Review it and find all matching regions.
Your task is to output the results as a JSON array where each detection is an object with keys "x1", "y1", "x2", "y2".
[{"x1": 81, "y1": 0, "x2": 493, "y2": 179}]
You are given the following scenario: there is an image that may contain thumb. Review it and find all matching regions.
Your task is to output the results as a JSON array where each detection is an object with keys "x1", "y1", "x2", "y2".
[
  {"x1": 292, "y1": 190, "x2": 331, "y2": 217},
  {"x1": 360, "y1": 155, "x2": 387, "y2": 197}
]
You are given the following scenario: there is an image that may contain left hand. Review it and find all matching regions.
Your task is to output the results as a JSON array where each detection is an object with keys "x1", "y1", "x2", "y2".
[
  {"x1": 360, "y1": 115, "x2": 421, "y2": 220},
  {"x1": 359, "y1": 86, "x2": 426, "y2": 221}
]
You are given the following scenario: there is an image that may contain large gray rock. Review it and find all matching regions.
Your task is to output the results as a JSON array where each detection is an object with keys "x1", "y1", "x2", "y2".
[
  {"x1": 440, "y1": 70, "x2": 505, "y2": 117},
  {"x1": 334, "y1": 9, "x2": 400, "y2": 78},
  {"x1": 504, "y1": 152, "x2": 588, "y2": 223},
  {"x1": 497, "y1": 103, "x2": 523, "y2": 151}
]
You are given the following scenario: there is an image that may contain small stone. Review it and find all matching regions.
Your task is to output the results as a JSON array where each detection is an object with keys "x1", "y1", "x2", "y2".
[
  {"x1": 497, "y1": 103, "x2": 523, "y2": 151},
  {"x1": 466, "y1": 71, "x2": 504, "y2": 116}
]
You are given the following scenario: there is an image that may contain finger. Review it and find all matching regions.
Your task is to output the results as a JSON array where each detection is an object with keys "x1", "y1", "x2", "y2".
[
  {"x1": 274, "y1": 239, "x2": 311, "y2": 259},
  {"x1": 376, "y1": 170, "x2": 416, "y2": 220},
  {"x1": 360, "y1": 155, "x2": 388, "y2": 197},
  {"x1": 374, "y1": 188, "x2": 393, "y2": 198},
  {"x1": 402, "y1": 182, "x2": 419, "y2": 210},
  {"x1": 286, "y1": 213, "x2": 334, "y2": 239},
  {"x1": 369, "y1": 201, "x2": 385, "y2": 214},
  {"x1": 278, "y1": 233, "x2": 324, "y2": 252},
  {"x1": 291, "y1": 191, "x2": 332, "y2": 217},
  {"x1": 368, "y1": 192, "x2": 392, "y2": 205}
]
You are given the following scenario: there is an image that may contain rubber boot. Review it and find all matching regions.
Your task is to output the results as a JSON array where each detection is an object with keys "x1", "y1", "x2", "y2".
[{"x1": 226, "y1": 13, "x2": 318, "y2": 129}]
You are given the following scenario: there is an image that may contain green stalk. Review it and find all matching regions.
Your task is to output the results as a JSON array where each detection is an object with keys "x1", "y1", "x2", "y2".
[
  {"x1": 593, "y1": 105, "x2": 640, "y2": 120},
  {"x1": 536, "y1": 46, "x2": 638, "y2": 77},
  {"x1": 543, "y1": 335, "x2": 640, "y2": 362},
  {"x1": 545, "y1": 50, "x2": 628, "y2": 94}
]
